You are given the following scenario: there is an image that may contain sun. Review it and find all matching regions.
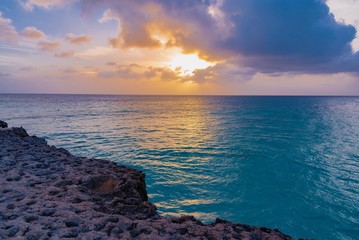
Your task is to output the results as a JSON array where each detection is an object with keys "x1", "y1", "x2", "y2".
[{"x1": 168, "y1": 53, "x2": 215, "y2": 76}]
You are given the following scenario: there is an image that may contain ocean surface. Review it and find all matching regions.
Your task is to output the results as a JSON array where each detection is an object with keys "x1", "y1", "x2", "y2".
[{"x1": 1, "y1": 94, "x2": 358, "y2": 239}]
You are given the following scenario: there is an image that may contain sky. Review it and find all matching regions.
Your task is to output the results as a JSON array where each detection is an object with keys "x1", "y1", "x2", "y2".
[{"x1": 0, "y1": 0, "x2": 359, "y2": 95}]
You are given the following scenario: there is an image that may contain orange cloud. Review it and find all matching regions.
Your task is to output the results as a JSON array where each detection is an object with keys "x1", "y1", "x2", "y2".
[
  {"x1": 37, "y1": 40, "x2": 61, "y2": 52},
  {"x1": 55, "y1": 50, "x2": 75, "y2": 58},
  {"x1": 105, "y1": 3, "x2": 177, "y2": 49},
  {"x1": 21, "y1": 26, "x2": 45, "y2": 39},
  {"x1": 65, "y1": 33, "x2": 92, "y2": 45},
  {"x1": 98, "y1": 63, "x2": 182, "y2": 82},
  {"x1": 95, "y1": 2, "x2": 225, "y2": 61}
]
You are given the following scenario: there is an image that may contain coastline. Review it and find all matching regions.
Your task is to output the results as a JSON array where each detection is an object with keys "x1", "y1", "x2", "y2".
[{"x1": 0, "y1": 122, "x2": 293, "y2": 239}]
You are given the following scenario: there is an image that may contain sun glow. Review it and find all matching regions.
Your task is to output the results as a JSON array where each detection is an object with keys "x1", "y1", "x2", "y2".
[{"x1": 168, "y1": 53, "x2": 215, "y2": 76}]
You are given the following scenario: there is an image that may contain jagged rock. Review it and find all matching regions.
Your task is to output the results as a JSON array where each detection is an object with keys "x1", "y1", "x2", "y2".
[
  {"x1": 11, "y1": 127, "x2": 29, "y2": 137},
  {"x1": 0, "y1": 126, "x2": 294, "y2": 239},
  {"x1": 0, "y1": 120, "x2": 8, "y2": 128}
]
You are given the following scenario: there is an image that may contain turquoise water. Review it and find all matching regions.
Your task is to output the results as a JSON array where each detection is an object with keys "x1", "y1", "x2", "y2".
[{"x1": 1, "y1": 94, "x2": 358, "y2": 239}]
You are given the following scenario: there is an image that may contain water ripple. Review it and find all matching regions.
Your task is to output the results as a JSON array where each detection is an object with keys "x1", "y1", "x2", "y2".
[{"x1": 1, "y1": 95, "x2": 358, "y2": 240}]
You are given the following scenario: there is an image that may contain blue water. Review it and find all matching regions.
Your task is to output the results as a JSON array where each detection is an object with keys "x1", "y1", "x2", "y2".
[{"x1": 1, "y1": 94, "x2": 358, "y2": 239}]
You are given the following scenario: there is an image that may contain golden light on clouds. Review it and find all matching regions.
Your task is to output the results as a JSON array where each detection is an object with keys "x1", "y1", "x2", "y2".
[
  {"x1": 1, "y1": 0, "x2": 358, "y2": 95},
  {"x1": 168, "y1": 53, "x2": 215, "y2": 76}
]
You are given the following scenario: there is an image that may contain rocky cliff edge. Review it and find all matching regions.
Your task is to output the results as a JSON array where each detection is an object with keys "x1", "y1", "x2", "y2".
[{"x1": 0, "y1": 122, "x2": 294, "y2": 239}]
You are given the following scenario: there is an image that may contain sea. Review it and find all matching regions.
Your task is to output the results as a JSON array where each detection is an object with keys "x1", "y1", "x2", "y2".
[{"x1": 1, "y1": 94, "x2": 358, "y2": 240}]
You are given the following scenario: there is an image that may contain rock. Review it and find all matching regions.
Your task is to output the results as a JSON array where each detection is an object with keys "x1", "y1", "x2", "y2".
[
  {"x1": 83, "y1": 175, "x2": 112, "y2": 191},
  {"x1": 40, "y1": 209, "x2": 56, "y2": 216},
  {"x1": 0, "y1": 120, "x2": 8, "y2": 128},
  {"x1": 7, "y1": 226, "x2": 20, "y2": 237},
  {"x1": 11, "y1": 127, "x2": 29, "y2": 137},
  {"x1": 26, "y1": 200, "x2": 37, "y2": 206},
  {"x1": 65, "y1": 218, "x2": 80, "y2": 227},
  {"x1": 62, "y1": 229, "x2": 78, "y2": 238},
  {"x1": 6, "y1": 203, "x2": 15, "y2": 210},
  {"x1": 0, "y1": 125, "x2": 294, "y2": 239},
  {"x1": 24, "y1": 215, "x2": 39, "y2": 222}
]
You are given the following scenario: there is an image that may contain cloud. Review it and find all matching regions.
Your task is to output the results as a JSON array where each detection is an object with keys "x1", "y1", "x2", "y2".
[
  {"x1": 37, "y1": 40, "x2": 61, "y2": 52},
  {"x1": 87, "y1": 0, "x2": 220, "y2": 59},
  {"x1": 74, "y1": 46, "x2": 114, "y2": 58},
  {"x1": 99, "y1": 64, "x2": 148, "y2": 79},
  {"x1": 20, "y1": 0, "x2": 76, "y2": 11},
  {"x1": 61, "y1": 67, "x2": 77, "y2": 73},
  {"x1": 326, "y1": 0, "x2": 359, "y2": 52},
  {"x1": 98, "y1": 9, "x2": 119, "y2": 23},
  {"x1": 4, "y1": 0, "x2": 358, "y2": 92},
  {"x1": 98, "y1": 63, "x2": 180, "y2": 81},
  {"x1": 144, "y1": 66, "x2": 180, "y2": 81},
  {"x1": 220, "y1": 0, "x2": 357, "y2": 72},
  {"x1": 0, "y1": 12, "x2": 18, "y2": 43},
  {"x1": 181, "y1": 62, "x2": 257, "y2": 84},
  {"x1": 65, "y1": 33, "x2": 92, "y2": 45},
  {"x1": 21, "y1": 26, "x2": 45, "y2": 39},
  {"x1": 80, "y1": 0, "x2": 359, "y2": 75},
  {"x1": 0, "y1": 72, "x2": 10, "y2": 78},
  {"x1": 223, "y1": 0, "x2": 354, "y2": 57},
  {"x1": 19, "y1": 66, "x2": 36, "y2": 71},
  {"x1": 98, "y1": 62, "x2": 226, "y2": 83},
  {"x1": 54, "y1": 50, "x2": 75, "y2": 58}
]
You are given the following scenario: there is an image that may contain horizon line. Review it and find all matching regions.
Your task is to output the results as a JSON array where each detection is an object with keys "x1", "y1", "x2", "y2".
[{"x1": 0, "y1": 93, "x2": 358, "y2": 97}]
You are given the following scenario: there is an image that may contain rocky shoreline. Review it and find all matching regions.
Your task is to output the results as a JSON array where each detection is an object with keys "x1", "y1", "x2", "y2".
[{"x1": 0, "y1": 122, "x2": 293, "y2": 239}]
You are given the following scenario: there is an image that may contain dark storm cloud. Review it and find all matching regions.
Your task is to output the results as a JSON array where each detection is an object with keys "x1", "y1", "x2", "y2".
[
  {"x1": 221, "y1": 0, "x2": 359, "y2": 73},
  {"x1": 222, "y1": 0, "x2": 355, "y2": 58}
]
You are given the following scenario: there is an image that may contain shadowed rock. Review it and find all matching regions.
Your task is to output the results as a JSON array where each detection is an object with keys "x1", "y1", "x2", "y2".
[
  {"x1": 0, "y1": 125, "x2": 294, "y2": 239},
  {"x1": 11, "y1": 127, "x2": 29, "y2": 137},
  {"x1": 0, "y1": 120, "x2": 8, "y2": 128}
]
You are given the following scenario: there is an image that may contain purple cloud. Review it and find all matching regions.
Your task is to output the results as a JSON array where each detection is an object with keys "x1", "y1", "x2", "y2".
[{"x1": 80, "y1": 0, "x2": 359, "y2": 74}]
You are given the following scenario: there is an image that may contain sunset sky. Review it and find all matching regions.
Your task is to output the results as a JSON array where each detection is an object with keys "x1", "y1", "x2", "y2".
[{"x1": 1, "y1": 0, "x2": 359, "y2": 95}]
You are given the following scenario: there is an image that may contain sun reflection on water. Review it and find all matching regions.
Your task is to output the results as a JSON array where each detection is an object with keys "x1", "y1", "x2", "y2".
[{"x1": 2, "y1": 95, "x2": 359, "y2": 240}]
